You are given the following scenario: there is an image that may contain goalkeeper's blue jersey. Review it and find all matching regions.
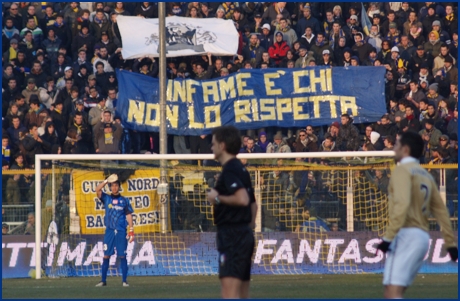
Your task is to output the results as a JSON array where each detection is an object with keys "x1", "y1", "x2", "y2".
[{"x1": 100, "y1": 192, "x2": 134, "y2": 231}]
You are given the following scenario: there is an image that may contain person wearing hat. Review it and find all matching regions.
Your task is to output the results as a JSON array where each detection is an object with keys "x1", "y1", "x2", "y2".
[
  {"x1": 347, "y1": 14, "x2": 359, "y2": 31},
  {"x1": 266, "y1": 133, "x2": 291, "y2": 153},
  {"x1": 422, "y1": 4, "x2": 442, "y2": 38},
  {"x1": 411, "y1": 44, "x2": 434, "y2": 75},
  {"x1": 2, "y1": 37, "x2": 19, "y2": 63},
  {"x1": 436, "y1": 55, "x2": 458, "y2": 97},
  {"x1": 297, "y1": 4, "x2": 320, "y2": 38},
  {"x1": 426, "y1": 83, "x2": 442, "y2": 106},
  {"x1": 385, "y1": 22, "x2": 401, "y2": 47},
  {"x1": 438, "y1": 134, "x2": 456, "y2": 159},
  {"x1": 258, "y1": 23, "x2": 274, "y2": 51},
  {"x1": 431, "y1": 20, "x2": 451, "y2": 45},
  {"x1": 414, "y1": 62, "x2": 433, "y2": 89},
  {"x1": 321, "y1": 49, "x2": 335, "y2": 66},
  {"x1": 350, "y1": 56, "x2": 360, "y2": 66},
  {"x1": 250, "y1": 13, "x2": 263, "y2": 33},
  {"x1": 56, "y1": 66, "x2": 74, "y2": 90},
  {"x1": 89, "y1": 96, "x2": 110, "y2": 130},
  {"x1": 21, "y1": 78, "x2": 40, "y2": 104},
  {"x1": 424, "y1": 30, "x2": 442, "y2": 58},
  {"x1": 268, "y1": 31, "x2": 290, "y2": 66}
]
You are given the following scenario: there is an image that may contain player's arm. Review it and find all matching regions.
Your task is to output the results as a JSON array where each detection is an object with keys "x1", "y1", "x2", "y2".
[
  {"x1": 429, "y1": 184, "x2": 458, "y2": 260},
  {"x1": 95, "y1": 179, "x2": 108, "y2": 200},
  {"x1": 213, "y1": 188, "x2": 250, "y2": 206},
  {"x1": 377, "y1": 167, "x2": 411, "y2": 254}
]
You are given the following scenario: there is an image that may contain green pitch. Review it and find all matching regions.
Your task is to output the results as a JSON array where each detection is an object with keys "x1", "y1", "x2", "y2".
[{"x1": 2, "y1": 274, "x2": 457, "y2": 299}]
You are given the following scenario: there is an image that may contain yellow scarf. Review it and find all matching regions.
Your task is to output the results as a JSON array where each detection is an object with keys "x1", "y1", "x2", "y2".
[
  {"x1": 55, "y1": 108, "x2": 62, "y2": 114},
  {"x1": 9, "y1": 46, "x2": 17, "y2": 61},
  {"x1": 74, "y1": 123, "x2": 82, "y2": 135},
  {"x1": 446, "y1": 13, "x2": 454, "y2": 22}
]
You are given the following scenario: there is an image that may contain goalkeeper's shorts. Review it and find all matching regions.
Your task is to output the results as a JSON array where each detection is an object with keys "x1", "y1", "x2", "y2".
[
  {"x1": 383, "y1": 227, "x2": 430, "y2": 287},
  {"x1": 103, "y1": 228, "x2": 128, "y2": 257},
  {"x1": 216, "y1": 224, "x2": 254, "y2": 281}
]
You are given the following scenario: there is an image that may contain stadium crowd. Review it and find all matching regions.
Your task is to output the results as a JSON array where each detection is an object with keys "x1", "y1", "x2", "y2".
[{"x1": 1, "y1": 2, "x2": 458, "y2": 229}]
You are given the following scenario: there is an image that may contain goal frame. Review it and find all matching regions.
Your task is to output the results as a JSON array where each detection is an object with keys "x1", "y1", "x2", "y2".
[{"x1": 34, "y1": 151, "x2": 394, "y2": 279}]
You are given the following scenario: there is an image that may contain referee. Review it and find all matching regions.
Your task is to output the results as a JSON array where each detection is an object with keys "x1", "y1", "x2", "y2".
[{"x1": 207, "y1": 126, "x2": 257, "y2": 299}]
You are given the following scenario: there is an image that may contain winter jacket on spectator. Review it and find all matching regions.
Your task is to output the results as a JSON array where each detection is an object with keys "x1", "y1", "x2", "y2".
[
  {"x1": 336, "y1": 119, "x2": 360, "y2": 151},
  {"x1": 2, "y1": 86, "x2": 19, "y2": 109},
  {"x1": 274, "y1": 25, "x2": 298, "y2": 48},
  {"x1": 295, "y1": 50, "x2": 315, "y2": 68},
  {"x1": 262, "y1": 3, "x2": 290, "y2": 24},
  {"x1": 351, "y1": 39, "x2": 374, "y2": 64},
  {"x1": 22, "y1": 85, "x2": 41, "y2": 103},
  {"x1": 433, "y1": 53, "x2": 456, "y2": 74},
  {"x1": 18, "y1": 37, "x2": 36, "y2": 60},
  {"x1": 413, "y1": 69, "x2": 434, "y2": 85},
  {"x1": 64, "y1": 5, "x2": 80, "y2": 36},
  {"x1": 94, "y1": 121, "x2": 123, "y2": 154},
  {"x1": 90, "y1": 16, "x2": 111, "y2": 41},
  {"x1": 93, "y1": 54, "x2": 114, "y2": 73},
  {"x1": 408, "y1": 30, "x2": 425, "y2": 47},
  {"x1": 410, "y1": 51, "x2": 433, "y2": 75},
  {"x1": 52, "y1": 21, "x2": 72, "y2": 51},
  {"x1": 297, "y1": 15, "x2": 321, "y2": 37},
  {"x1": 258, "y1": 32, "x2": 274, "y2": 52},
  {"x1": 25, "y1": 69, "x2": 47, "y2": 89},
  {"x1": 295, "y1": 135, "x2": 318, "y2": 152},
  {"x1": 7, "y1": 124, "x2": 26, "y2": 150},
  {"x1": 444, "y1": 11, "x2": 458, "y2": 37},
  {"x1": 242, "y1": 42, "x2": 265, "y2": 67},
  {"x1": 424, "y1": 32, "x2": 442, "y2": 58},
  {"x1": 68, "y1": 122, "x2": 92, "y2": 153},
  {"x1": 49, "y1": 107, "x2": 67, "y2": 144},
  {"x1": 420, "y1": 126, "x2": 442, "y2": 161},
  {"x1": 241, "y1": 144, "x2": 263, "y2": 153},
  {"x1": 422, "y1": 13, "x2": 442, "y2": 38},
  {"x1": 41, "y1": 36, "x2": 61, "y2": 63},
  {"x1": 268, "y1": 38, "x2": 290, "y2": 66},
  {"x1": 299, "y1": 33, "x2": 316, "y2": 51},
  {"x1": 20, "y1": 25, "x2": 43, "y2": 46},
  {"x1": 400, "y1": 114, "x2": 421, "y2": 133},
  {"x1": 71, "y1": 31, "x2": 96, "y2": 61},
  {"x1": 447, "y1": 115, "x2": 458, "y2": 137},
  {"x1": 5, "y1": 12, "x2": 23, "y2": 32},
  {"x1": 24, "y1": 103, "x2": 48, "y2": 129},
  {"x1": 134, "y1": 3, "x2": 157, "y2": 18},
  {"x1": 403, "y1": 19, "x2": 423, "y2": 36},
  {"x1": 108, "y1": 51, "x2": 133, "y2": 70},
  {"x1": 311, "y1": 39, "x2": 333, "y2": 63},
  {"x1": 94, "y1": 39, "x2": 117, "y2": 56},
  {"x1": 375, "y1": 123, "x2": 397, "y2": 138},
  {"x1": 3, "y1": 24, "x2": 20, "y2": 41},
  {"x1": 319, "y1": 139, "x2": 337, "y2": 152},
  {"x1": 88, "y1": 104, "x2": 109, "y2": 129},
  {"x1": 40, "y1": 122, "x2": 60, "y2": 153},
  {"x1": 68, "y1": 109, "x2": 89, "y2": 128},
  {"x1": 366, "y1": 32, "x2": 383, "y2": 53},
  {"x1": 21, "y1": 133, "x2": 44, "y2": 164},
  {"x1": 266, "y1": 139, "x2": 291, "y2": 153}
]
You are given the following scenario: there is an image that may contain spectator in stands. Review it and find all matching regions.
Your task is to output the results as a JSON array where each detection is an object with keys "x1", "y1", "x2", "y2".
[
  {"x1": 256, "y1": 132, "x2": 269, "y2": 153},
  {"x1": 447, "y1": 108, "x2": 458, "y2": 137},
  {"x1": 24, "y1": 212, "x2": 35, "y2": 235},
  {"x1": 374, "y1": 170, "x2": 389, "y2": 194},
  {"x1": 295, "y1": 208, "x2": 329, "y2": 233},
  {"x1": 2, "y1": 223, "x2": 9, "y2": 235},
  {"x1": 267, "y1": 134, "x2": 291, "y2": 153},
  {"x1": 94, "y1": 112, "x2": 122, "y2": 154},
  {"x1": 22, "y1": 123, "x2": 44, "y2": 165},
  {"x1": 296, "y1": 127, "x2": 319, "y2": 152},
  {"x1": 383, "y1": 135, "x2": 395, "y2": 150},
  {"x1": 20, "y1": 16, "x2": 43, "y2": 46},
  {"x1": 420, "y1": 119, "x2": 442, "y2": 162},
  {"x1": 242, "y1": 137, "x2": 263, "y2": 153},
  {"x1": 319, "y1": 134, "x2": 337, "y2": 152},
  {"x1": 275, "y1": 18, "x2": 297, "y2": 48},
  {"x1": 269, "y1": 32, "x2": 290, "y2": 66},
  {"x1": 336, "y1": 114, "x2": 359, "y2": 151},
  {"x1": 24, "y1": 95, "x2": 48, "y2": 129},
  {"x1": 400, "y1": 104, "x2": 420, "y2": 132},
  {"x1": 7, "y1": 116, "x2": 27, "y2": 153}
]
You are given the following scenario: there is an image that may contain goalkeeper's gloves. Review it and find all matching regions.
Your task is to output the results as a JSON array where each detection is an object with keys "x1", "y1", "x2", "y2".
[
  {"x1": 376, "y1": 239, "x2": 391, "y2": 255},
  {"x1": 127, "y1": 227, "x2": 134, "y2": 243},
  {"x1": 447, "y1": 247, "x2": 458, "y2": 262}
]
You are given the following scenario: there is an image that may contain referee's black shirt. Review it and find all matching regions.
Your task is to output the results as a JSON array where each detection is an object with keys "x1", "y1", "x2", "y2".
[{"x1": 213, "y1": 158, "x2": 255, "y2": 227}]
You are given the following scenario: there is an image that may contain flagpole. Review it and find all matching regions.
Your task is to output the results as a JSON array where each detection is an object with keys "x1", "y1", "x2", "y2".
[{"x1": 158, "y1": 2, "x2": 169, "y2": 233}]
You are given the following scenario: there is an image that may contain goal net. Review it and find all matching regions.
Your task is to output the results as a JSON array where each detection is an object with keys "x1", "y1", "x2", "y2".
[{"x1": 31, "y1": 152, "x2": 457, "y2": 279}]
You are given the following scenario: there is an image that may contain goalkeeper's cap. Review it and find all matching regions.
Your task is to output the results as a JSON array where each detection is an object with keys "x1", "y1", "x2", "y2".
[{"x1": 2, "y1": 223, "x2": 8, "y2": 229}]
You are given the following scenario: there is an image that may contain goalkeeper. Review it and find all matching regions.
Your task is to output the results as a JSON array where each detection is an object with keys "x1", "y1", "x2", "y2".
[{"x1": 95, "y1": 174, "x2": 134, "y2": 287}]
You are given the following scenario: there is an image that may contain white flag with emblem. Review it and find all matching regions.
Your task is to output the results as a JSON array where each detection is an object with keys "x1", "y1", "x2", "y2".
[{"x1": 117, "y1": 15, "x2": 239, "y2": 59}]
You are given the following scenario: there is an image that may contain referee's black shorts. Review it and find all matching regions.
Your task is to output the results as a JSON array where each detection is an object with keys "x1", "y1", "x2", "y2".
[{"x1": 216, "y1": 224, "x2": 254, "y2": 281}]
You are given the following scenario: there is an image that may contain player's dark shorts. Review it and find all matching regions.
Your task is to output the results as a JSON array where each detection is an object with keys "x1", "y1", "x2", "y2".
[
  {"x1": 216, "y1": 224, "x2": 254, "y2": 281},
  {"x1": 103, "y1": 228, "x2": 127, "y2": 257}
]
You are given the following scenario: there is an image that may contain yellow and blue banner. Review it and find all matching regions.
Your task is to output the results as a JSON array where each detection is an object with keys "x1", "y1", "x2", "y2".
[{"x1": 116, "y1": 66, "x2": 387, "y2": 135}]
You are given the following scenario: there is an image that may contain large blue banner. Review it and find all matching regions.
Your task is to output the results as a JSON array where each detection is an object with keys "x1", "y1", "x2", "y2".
[
  {"x1": 116, "y1": 67, "x2": 387, "y2": 136},
  {"x1": 3, "y1": 232, "x2": 456, "y2": 278}
]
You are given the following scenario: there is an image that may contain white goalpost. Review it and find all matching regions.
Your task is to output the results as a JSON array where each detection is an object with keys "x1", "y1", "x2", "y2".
[{"x1": 34, "y1": 151, "x2": 395, "y2": 279}]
